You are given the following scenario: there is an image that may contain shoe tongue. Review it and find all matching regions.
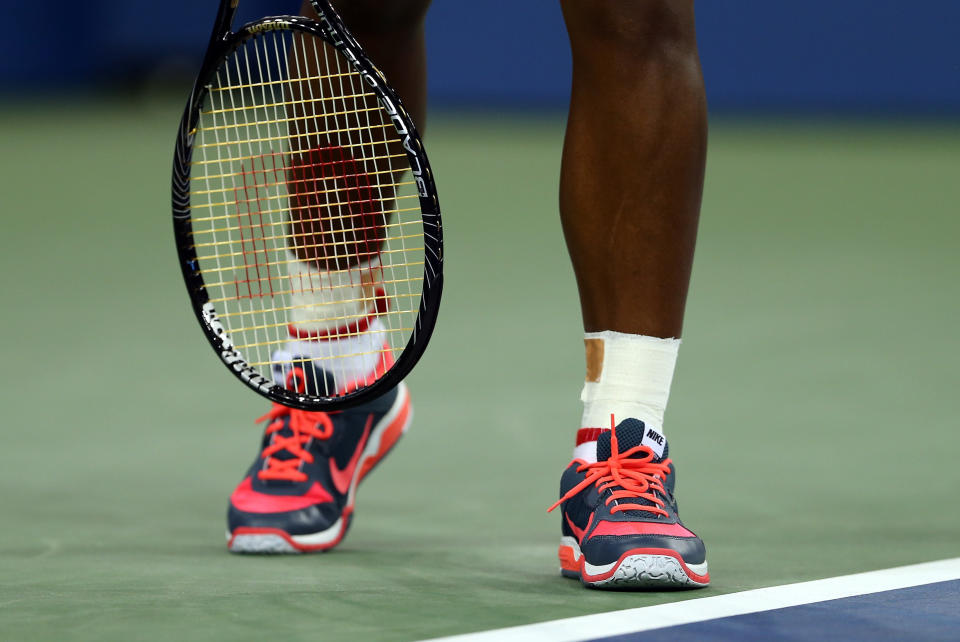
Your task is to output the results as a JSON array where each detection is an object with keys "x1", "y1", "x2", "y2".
[
  {"x1": 596, "y1": 418, "x2": 667, "y2": 461},
  {"x1": 270, "y1": 351, "x2": 337, "y2": 396}
]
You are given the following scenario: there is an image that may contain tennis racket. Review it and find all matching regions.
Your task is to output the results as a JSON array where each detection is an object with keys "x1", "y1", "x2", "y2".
[{"x1": 171, "y1": 0, "x2": 442, "y2": 410}]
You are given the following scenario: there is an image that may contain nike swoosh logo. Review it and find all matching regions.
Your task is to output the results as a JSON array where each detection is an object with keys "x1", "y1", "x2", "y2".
[
  {"x1": 329, "y1": 414, "x2": 374, "y2": 496},
  {"x1": 565, "y1": 513, "x2": 586, "y2": 542}
]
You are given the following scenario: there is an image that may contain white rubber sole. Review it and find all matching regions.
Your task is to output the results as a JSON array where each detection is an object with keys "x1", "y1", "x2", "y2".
[
  {"x1": 589, "y1": 553, "x2": 709, "y2": 589},
  {"x1": 228, "y1": 532, "x2": 299, "y2": 554},
  {"x1": 560, "y1": 536, "x2": 709, "y2": 589}
]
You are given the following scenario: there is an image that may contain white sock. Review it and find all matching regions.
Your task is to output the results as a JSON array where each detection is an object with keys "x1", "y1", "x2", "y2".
[
  {"x1": 572, "y1": 331, "x2": 680, "y2": 463},
  {"x1": 284, "y1": 249, "x2": 383, "y2": 335},
  {"x1": 273, "y1": 252, "x2": 389, "y2": 392},
  {"x1": 273, "y1": 317, "x2": 388, "y2": 390}
]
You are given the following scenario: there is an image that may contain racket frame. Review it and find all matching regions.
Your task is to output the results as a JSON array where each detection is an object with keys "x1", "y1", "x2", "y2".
[{"x1": 171, "y1": 0, "x2": 442, "y2": 410}]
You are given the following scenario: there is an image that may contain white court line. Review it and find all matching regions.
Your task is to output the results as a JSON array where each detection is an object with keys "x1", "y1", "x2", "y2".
[{"x1": 425, "y1": 557, "x2": 960, "y2": 642}]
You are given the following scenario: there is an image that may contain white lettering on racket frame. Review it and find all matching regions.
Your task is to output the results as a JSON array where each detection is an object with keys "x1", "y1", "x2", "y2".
[
  {"x1": 321, "y1": 12, "x2": 430, "y2": 199},
  {"x1": 201, "y1": 302, "x2": 274, "y2": 394}
]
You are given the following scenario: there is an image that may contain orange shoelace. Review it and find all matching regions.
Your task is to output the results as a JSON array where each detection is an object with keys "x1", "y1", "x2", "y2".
[
  {"x1": 548, "y1": 416, "x2": 672, "y2": 518},
  {"x1": 256, "y1": 368, "x2": 335, "y2": 482}
]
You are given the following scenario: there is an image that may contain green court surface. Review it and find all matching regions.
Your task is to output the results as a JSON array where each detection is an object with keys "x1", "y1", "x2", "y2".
[{"x1": 1, "y1": 99, "x2": 958, "y2": 641}]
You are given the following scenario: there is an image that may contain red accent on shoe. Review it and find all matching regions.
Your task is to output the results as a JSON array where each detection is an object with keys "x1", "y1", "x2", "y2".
[
  {"x1": 564, "y1": 514, "x2": 586, "y2": 541},
  {"x1": 558, "y1": 545, "x2": 579, "y2": 572},
  {"x1": 357, "y1": 390, "x2": 411, "y2": 484},
  {"x1": 230, "y1": 477, "x2": 333, "y2": 513},
  {"x1": 329, "y1": 414, "x2": 374, "y2": 495},
  {"x1": 575, "y1": 427, "x2": 609, "y2": 446},
  {"x1": 564, "y1": 512, "x2": 595, "y2": 543},
  {"x1": 588, "y1": 519, "x2": 695, "y2": 539}
]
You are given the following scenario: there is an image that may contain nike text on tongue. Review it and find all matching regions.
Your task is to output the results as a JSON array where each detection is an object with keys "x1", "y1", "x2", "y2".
[
  {"x1": 640, "y1": 426, "x2": 666, "y2": 458},
  {"x1": 602, "y1": 416, "x2": 666, "y2": 460}
]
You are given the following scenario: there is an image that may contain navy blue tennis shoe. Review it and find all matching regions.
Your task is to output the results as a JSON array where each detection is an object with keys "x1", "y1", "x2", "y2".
[
  {"x1": 549, "y1": 417, "x2": 709, "y2": 588},
  {"x1": 227, "y1": 360, "x2": 411, "y2": 553}
]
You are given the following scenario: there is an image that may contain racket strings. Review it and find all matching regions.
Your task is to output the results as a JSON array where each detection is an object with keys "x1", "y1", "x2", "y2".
[
  {"x1": 192, "y1": 153, "x2": 410, "y2": 191},
  {"x1": 200, "y1": 89, "x2": 376, "y2": 117},
  {"x1": 190, "y1": 28, "x2": 423, "y2": 397},
  {"x1": 191, "y1": 216, "x2": 423, "y2": 244}
]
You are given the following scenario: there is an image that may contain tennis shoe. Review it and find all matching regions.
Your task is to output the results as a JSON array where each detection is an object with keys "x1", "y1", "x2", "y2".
[
  {"x1": 549, "y1": 417, "x2": 709, "y2": 589},
  {"x1": 227, "y1": 360, "x2": 411, "y2": 553}
]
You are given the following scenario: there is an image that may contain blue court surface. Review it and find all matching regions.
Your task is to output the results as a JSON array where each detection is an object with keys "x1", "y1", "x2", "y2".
[
  {"x1": 598, "y1": 581, "x2": 960, "y2": 641},
  {"x1": 431, "y1": 559, "x2": 960, "y2": 642}
]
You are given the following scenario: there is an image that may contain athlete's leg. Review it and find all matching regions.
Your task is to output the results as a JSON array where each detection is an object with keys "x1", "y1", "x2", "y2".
[
  {"x1": 559, "y1": 0, "x2": 705, "y2": 339},
  {"x1": 226, "y1": 1, "x2": 429, "y2": 554},
  {"x1": 303, "y1": 0, "x2": 430, "y2": 126},
  {"x1": 550, "y1": 1, "x2": 710, "y2": 588},
  {"x1": 281, "y1": 0, "x2": 432, "y2": 348}
]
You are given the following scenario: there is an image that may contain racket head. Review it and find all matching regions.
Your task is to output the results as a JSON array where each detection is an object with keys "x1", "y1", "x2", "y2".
[{"x1": 172, "y1": 10, "x2": 442, "y2": 411}]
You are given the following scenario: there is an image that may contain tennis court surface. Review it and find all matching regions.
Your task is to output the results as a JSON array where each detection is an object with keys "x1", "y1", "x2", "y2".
[{"x1": 2, "y1": 99, "x2": 959, "y2": 640}]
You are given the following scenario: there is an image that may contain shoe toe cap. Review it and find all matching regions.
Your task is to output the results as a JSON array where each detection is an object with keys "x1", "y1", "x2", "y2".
[
  {"x1": 582, "y1": 523, "x2": 707, "y2": 566},
  {"x1": 228, "y1": 476, "x2": 341, "y2": 536},
  {"x1": 228, "y1": 501, "x2": 342, "y2": 536}
]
